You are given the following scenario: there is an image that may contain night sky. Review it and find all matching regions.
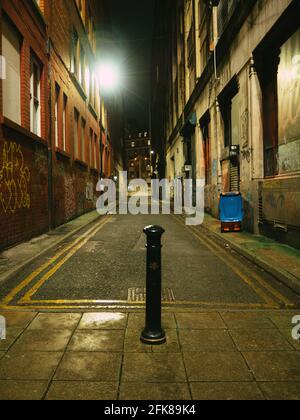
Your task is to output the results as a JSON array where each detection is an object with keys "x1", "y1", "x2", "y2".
[{"x1": 109, "y1": 0, "x2": 155, "y2": 132}]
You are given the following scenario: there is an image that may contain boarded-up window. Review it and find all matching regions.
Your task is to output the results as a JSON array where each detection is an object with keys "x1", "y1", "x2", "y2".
[
  {"x1": 278, "y1": 28, "x2": 300, "y2": 173},
  {"x1": 2, "y1": 16, "x2": 21, "y2": 125},
  {"x1": 278, "y1": 29, "x2": 300, "y2": 144}
]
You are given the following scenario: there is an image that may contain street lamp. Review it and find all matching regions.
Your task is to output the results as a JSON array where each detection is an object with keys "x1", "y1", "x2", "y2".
[{"x1": 98, "y1": 61, "x2": 121, "y2": 93}]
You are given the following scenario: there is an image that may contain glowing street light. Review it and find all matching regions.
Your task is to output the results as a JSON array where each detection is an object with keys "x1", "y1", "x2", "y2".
[{"x1": 98, "y1": 61, "x2": 121, "y2": 93}]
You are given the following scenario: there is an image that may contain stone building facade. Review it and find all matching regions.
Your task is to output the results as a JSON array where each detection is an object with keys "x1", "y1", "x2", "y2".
[
  {"x1": 125, "y1": 131, "x2": 152, "y2": 182},
  {"x1": 151, "y1": 0, "x2": 300, "y2": 249}
]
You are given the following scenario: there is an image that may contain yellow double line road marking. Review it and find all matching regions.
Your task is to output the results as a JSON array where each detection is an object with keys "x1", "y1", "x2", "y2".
[
  {"x1": 173, "y1": 215, "x2": 293, "y2": 308},
  {"x1": 1, "y1": 212, "x2": 293, "y2": 310},
  {"x1": 1, "y1": 216, "x2": 112, "y2": 306}
]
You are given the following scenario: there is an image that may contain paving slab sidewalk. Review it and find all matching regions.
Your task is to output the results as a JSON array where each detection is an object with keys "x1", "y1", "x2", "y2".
[
  {"x1": 0, "y1": 310, "x2": 299, "y2": 400},
  {"x1": 0, "y1": 211, "x2": 101, "y2": 285},
  {"x1": 200, "y1": 214, "x2": 300, "y2": 295}
]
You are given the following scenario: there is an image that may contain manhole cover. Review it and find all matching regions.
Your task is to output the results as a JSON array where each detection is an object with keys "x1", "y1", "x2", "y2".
[{"x1": 128, "y1": 288, "x2": 175, "y2": 303}]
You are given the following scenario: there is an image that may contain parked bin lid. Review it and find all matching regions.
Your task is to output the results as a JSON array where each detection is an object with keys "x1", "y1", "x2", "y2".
[{"x1": 220, "y1": 192, "x2": 243, "y2": 223}]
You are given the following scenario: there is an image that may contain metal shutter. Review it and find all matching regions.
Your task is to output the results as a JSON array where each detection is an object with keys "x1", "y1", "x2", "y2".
[{"x1": 230, "y1": 163, "x2": 240, "y2": 192}]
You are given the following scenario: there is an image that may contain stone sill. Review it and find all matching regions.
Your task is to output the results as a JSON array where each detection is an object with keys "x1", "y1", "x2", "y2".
[
  {"x1": 74, "y1": 158, "x2": 88, "y2": 170},
  {"x1": 0, "y1": 116, "x2": 48, "y2": 148},
  {"x1": 55, "y1": 147, "x2": 71, "y2": 160}
]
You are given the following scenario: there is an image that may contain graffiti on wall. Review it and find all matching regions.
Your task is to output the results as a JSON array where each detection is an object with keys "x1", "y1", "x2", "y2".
[
  {"x1": 0, "y1": 142, "x2": 30, "y2": 214},
  {"x1": 263, "y1": 183, "x2": 300, "y2": 227},
  {"x1": 64, "y1": 175, "x2": 76, "y2": 220},
  {"x1": 77, "y1": 192, "x2": 85, "y2": 214},
  {"x1": 85, "y1": 182, "x2": 94, "y2": 202},
  {"x1": 34, "y1": 146, "x2": 48, "y2": 176}
]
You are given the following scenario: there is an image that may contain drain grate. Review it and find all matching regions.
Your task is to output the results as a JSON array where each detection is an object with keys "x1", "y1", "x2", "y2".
[{"x1": 128, "y1": 288, "x2": 176, "y2": 303}]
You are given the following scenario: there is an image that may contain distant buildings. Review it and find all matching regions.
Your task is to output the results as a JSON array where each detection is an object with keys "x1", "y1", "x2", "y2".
[
  {"x1": 0, "y1": 0, "x2": 124, "y2": 250},
  {"x1": 151, "y1": 0, "x2": 300, "y2": 250},
  {"x1": 125, "y1": 131, "x2": 152, "y2": 182}
]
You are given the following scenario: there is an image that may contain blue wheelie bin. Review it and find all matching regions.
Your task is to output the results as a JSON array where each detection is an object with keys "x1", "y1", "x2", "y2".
[{"x1": 219, "y1": 192, "x2": 244, "y2": 233}]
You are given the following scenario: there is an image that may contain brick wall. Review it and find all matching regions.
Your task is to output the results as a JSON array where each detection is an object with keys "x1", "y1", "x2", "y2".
[
  {"x1": 47, "y1": 0, "x2": 103, "y2": 227},
  {"x1": 0, "y1": 0, "x2": 49, "y2": 250},
  {"x1": 0, "y1": 0, "x2": 122, "y2": 250}
]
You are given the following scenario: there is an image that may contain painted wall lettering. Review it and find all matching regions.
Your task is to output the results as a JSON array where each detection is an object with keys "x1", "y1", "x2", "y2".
[{"x1": 0, "y1": 142, "x2": 31, "y2": 214}]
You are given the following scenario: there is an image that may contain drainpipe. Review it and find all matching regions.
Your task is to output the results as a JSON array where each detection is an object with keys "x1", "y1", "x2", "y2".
[{"x1": 47, "y1": 40, "x2": 54, "y2": 230}]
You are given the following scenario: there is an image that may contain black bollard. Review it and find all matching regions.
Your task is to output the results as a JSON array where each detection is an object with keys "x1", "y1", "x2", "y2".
[{"x1": 141, "y1": 225, "x2": 166, "y2": 345}]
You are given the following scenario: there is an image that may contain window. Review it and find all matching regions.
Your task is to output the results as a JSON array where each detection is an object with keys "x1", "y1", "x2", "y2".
[
  {"x1": 62, "y1": 94, "x2": 68, "y2": 152},
  {"x1": 92, "y1": 22, "x2": 96, "y2": 51},
  {"x1": 187, "y1": 21, "x2": 196, "y2": 94},
  {"x1": 94, "y1": 77, "x2": 99, "y2": 113},
  {"x1": 218, "y1": 78, "x2": 239, "y2": 148},
  {"x1": 35, "y1": 0, "x2": 44, "y2": 14},
  {"x1": 257, "y1": 27, "x2": 300, "y2": 177},
  {"x1": 76, "y1": 0, "x2": 85, "y2": 21},
  {"x1": 71, "y1": 30, "x2": 79, "y2": 77},
  {"x1": 90, "y1": 71, "x2": 95, "y2": 107},
  {"x1": 55, "y1": 83, "x2": 60, "y2": 148},
  {"x1": 2, "y1": 16, "x2": 21, "y2": 125},
  {"x1": 94, "y1": 133, "x2": 98, "y2": 169},
  {"x1": 200, "y1": 112, "x2": 211, "y2": 186},
  {"x1": 89, "y1": 128, "x2": 93, "y2": 166},
  {"x1": 199, "y1": 0, "x2": 213, "y2": 74},
  {"x1": 218, "y1": 78, "x2": 240, "y2": 192},
  {"x1": 277, "y1": 28, "x2": 300, "y2": 174},
  {"x1": 90, "y1": 72, "x2": 93, "y2": 105},
  {"x1": 81, "y1": 118, "x2": 86, "y2": 161},
  {"x1": 87, "y1": 6, "x2": 95, "y2": 49},
  {"x1": 79, "y1": 45, "x2": 85, "y2": 87},
  {"x1": 74, "y1": 109, "x2": 79, "y2": 159},
  {"x1": 30, "y1": 55, "x2": 42, "y2": 136}
]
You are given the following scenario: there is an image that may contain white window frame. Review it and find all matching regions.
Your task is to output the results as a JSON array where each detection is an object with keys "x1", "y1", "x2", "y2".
[
  {"x1": 2, "y1": 16, "x2": 21, "y2": 125},
  {"x1": 81, "y1": 118, "x2": 86, "y2": 161},
  {"x1": 54, "y1": 84, "x2": 60, "y2": 148},
  {"x1": 62, "y1": 94, "x2": 67, "y2": 152},
  {"x1": 30, "y1": 56, "x2": 41, "y2": 137},
  {"x1": 74, "y1": 109, "x2": 79, "y2": 159},
  {"x1": 94, "y1": 133, "x2": 97, "y2": 169}
]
